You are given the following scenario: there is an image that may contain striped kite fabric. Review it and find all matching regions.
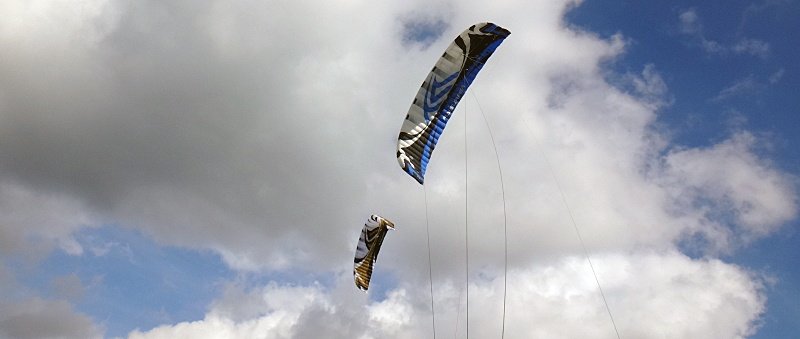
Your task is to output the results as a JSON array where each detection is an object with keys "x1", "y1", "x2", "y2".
[
  {"x1": 397, "y1": 22, "x2": 510, "y2": 184},
  {"x1": 353, "y1": 214, "x2": 396, "y2": 291}
]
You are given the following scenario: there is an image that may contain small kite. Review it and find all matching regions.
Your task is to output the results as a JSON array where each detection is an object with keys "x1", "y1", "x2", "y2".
[{"x1": 353, "y1": 214, "x2": 396, "y2": 291}]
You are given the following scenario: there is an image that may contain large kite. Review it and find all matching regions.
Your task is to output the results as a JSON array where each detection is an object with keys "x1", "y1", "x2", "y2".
[{"x1": 397, "y1": 22, "x2": 510, "y2": 184}]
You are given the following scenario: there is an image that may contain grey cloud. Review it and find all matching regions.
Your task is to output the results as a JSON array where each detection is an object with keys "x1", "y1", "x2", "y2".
[
  {"x1": 0, "y1": 181, "x2": 95, "y2": 258},
  {"x1": 0, "y1": 298, "x2": 103, "y2": 339},
  {"x1": 0, "y1": 0, "x2": 410, "y2": 271}
]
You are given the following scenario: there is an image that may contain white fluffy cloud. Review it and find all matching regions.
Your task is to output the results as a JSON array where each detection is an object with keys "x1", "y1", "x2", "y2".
[
  {"x1": 661, "y1": 132, "x2": 796, "y2": 244},
  {"x1": 128, "y1": 252, "x2": 765, "y2": 339},
  {"x1": 0, "y1": 0, "x2": 795, "y2": 338}
]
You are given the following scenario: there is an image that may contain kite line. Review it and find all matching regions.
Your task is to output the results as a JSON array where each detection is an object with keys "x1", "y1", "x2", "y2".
[
  {"x1": 471, "y1": 91, "x2": 509, "y2": 338},
  {"x1": 464, "y1": 95, "x2": 470, "y2": 339},
  {"x1": 521, "y1": 116, "x2": 622, "y2": 339},
  {"x1": 424, "y1": 185, "x2": 437, "y2": 338}
]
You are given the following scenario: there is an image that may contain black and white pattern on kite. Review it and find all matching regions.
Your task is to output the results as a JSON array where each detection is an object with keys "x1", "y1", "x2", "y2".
[
  {"x1": 397, "y1": 22, "x2": 510, "y2": 184},
  {"x1": 353, "y1": 214, "x2": 396, "y2": 291}
]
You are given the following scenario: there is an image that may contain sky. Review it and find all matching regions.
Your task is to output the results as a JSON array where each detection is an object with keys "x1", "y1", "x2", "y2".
[{"x1": 0, "y1": 0, "x2": 798, "y2": 338}]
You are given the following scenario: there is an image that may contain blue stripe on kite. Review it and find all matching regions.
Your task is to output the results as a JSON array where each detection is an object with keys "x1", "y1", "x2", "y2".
[
  {"x1": 423, "y1": 72, "x2": 459, "y2": 121},
  {"x1": 414, "y1": 32, "x2": 509, "y2": 183}
]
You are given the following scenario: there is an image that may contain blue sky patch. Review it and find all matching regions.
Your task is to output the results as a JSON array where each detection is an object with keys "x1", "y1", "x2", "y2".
[
  {"x1": 402, "y1": 17, "x2": 449, "y2": 48},
  {"x1": 14, "y1": 225, "x2": 233, "y2": 338}
]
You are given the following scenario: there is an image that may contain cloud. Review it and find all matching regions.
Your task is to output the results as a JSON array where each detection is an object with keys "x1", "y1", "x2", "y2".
[
  {"x1": 660, "y1": 132, "x2": 797, "y2": 245},
  {"x1": 127, "y1": 252, "x2": 766, "y2": 339},
  {"x1": 0, "y1": 298, "x2": 103, "y2": 339},
  {"x1": 619, "y1": 64, "x2": 671, "y2": 109},
  {"x1": 678, "y1": 8, "x2": 702, "y2": 35},
  {"x1": 0, "y1": 0, "x2": 632, "y2": 273},
  {"x1": 711, "y1": 76, "x2": 761, "y2": 102},
  {"x1": 711, "y1": 71, "x2": 789, "y2": 103},
  {"x1": 768, "y1": 68, "x2": 785, "y2": 84},
  {"x1": 677, "y1": 8, "x2": 770, "y2": 58},
  {"x1": 732, "y1": 38, "x2": 770, "y2": 58},
  {"x1": 0, "y1": 0, "x2": 795, "y2": 337},
  {"x1": 0, "y1": 180, "x2": 98, "y2": 258}
]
